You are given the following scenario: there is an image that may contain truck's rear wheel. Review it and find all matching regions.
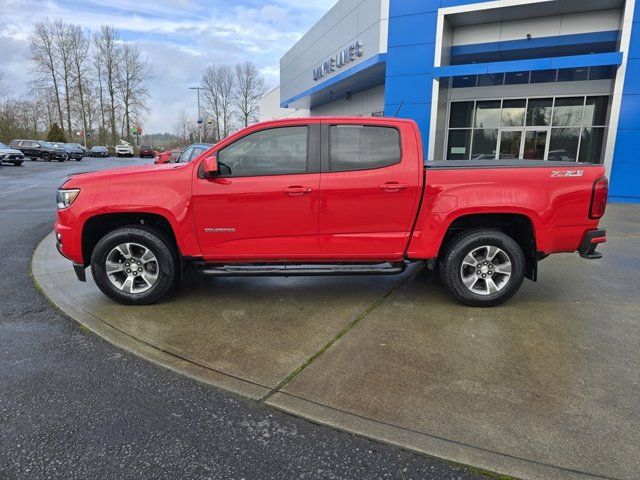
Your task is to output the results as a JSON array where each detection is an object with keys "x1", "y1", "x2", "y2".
[
  {"x1": 440, "y1": 229, "x2": 525, "y2": 307},
  {"x1": 91, "y1": 226, "x2": 176, "y2": 305}
]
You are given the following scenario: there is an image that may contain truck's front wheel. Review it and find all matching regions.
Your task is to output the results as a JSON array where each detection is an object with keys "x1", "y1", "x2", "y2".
[
  {"x1": 91, "y1": 226, "x2": 176, "y2": 305},
  {"x1": 440, "y1": 229, "x2": 525, "y2": 307}
]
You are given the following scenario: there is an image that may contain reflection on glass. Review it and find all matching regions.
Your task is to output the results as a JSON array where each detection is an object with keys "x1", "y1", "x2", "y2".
[
  {"x1": 474, "y1": 101, "x2": 501, "y2": 128},
  {"x1": 505, "y1": 71, "x2": 529, "y2": 85},
  {"x1": 524, "y1": 130, "x2": 547, "y2": 160},
  {"x1": 499, "y1": 131, "x2": 522, "y2": 159},
  {"x1": 501, "y1": 99, "x2": 526, "y2": 127},
  {"x1": 549, "y1": 128, "x2": 580, "y2": 162},
  {"x1": 558, "y1": 68, "x2": 588, "y2": 82},
  {"x1": 478, "y1": 73, "x2": 504, "y2": 86},
  {"x1": 579, "y1": 127, "x2": 605, "y2": 163},
  {"x1": 531, "y1": 70, "x2": 556, "y2": 83},
  {"x1": 452, "y1": 75, "x2": 477, "y2": 88},
  {"x1": 526, "y1": 98, "x2": 552, "y2": 126},
  {"x1": 449, "y1": 102, "x2": 474, "y2": 128},
  {"x1": 471, "y1": 129, "x2": 498, "y2": 159},
  {"x1": 583, "y1": 96, "x2": 608, "y2": 126},
  {"x1": 553, "y1": 97, "x2": 584, "y2": 126},
  {"x1": 447, "y1": 130, "x2": 472, "y2": 160}
]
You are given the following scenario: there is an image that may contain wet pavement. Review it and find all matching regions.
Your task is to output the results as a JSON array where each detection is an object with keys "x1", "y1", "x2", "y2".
[
  {"x1": 1, "y1": 158, "x2": 487, "y2": 480},
  {"x1": 29, "y1": 154, "x2": 640, "y2": 480}
]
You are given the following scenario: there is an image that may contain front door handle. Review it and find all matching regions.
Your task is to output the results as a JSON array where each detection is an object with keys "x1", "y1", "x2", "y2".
[
  {"x1": 283, "y1": 186, "x2": 312, "y2": 196},
  {"x1": 379, "y1": 182, "x2": 409, "y2": 192}
]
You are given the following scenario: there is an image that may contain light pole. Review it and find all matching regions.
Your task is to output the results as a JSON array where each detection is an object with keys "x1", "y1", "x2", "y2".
[{"x1": 189, "y1": 86, "x2": 204, "y2": 143}]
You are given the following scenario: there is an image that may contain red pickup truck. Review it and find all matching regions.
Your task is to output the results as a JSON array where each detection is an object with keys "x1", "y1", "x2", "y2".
[{"x1": 55, "y1": 117, "x2": 608, "y2": 307}]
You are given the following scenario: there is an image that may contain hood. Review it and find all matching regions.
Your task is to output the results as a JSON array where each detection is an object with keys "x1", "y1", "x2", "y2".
[
  {"x1": 62, "y1": 162, "x2": 187, "y2": 187},
  {"x1": 0, "y1": 147, "x2": 23, "y2": 155}
]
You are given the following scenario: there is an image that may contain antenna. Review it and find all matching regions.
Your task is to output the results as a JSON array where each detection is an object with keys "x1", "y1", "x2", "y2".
[{"x1": 393, "y1": 101, "x2": 405, "y2": 118}]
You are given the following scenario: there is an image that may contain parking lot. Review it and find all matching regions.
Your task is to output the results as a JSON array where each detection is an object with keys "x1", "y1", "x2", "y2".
[
  {"x1": 24, "y1": 158, "x2": 640, "y2": 479},
  {"x1": 1, "y1": 157, "x2": 491, "y2": 480}
]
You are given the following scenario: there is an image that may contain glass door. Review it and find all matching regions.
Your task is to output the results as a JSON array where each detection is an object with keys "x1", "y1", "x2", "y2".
[
  {"x1": 523, "y1": 129, "x2": 549, "y2": 160},
  {"x1": 498, "y1": 129, "x2": 524, "y2": 159}
]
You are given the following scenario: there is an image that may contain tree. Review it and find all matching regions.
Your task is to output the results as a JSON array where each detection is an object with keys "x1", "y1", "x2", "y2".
[
  {"x1": 201, "y1": 65, "x2": 235, "y2": 141},
  {"x1": 69, "y1": 24, "x2": 90, "y2": 146},
  {"x1": 116, "y1": 43, "x2": 151, "y2": 143},
  {"x1": 53, "y1": 20, "x2": 75, "y2": 137},
  {"x1": 94, "y1": 26, "x2": 121, "y2": 146},
  {"x1": 30, "y1": 19, "x2": 66, "y2": 136},
  {"x1": 234, "y1": 62, "x2": 265, "y2": 127},
  {"x1": 47, "y1": 122, "x2": 67, "y2": 142}
]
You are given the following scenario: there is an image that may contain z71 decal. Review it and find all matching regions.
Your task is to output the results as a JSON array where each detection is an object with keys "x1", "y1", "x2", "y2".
[{"x1": 551, "y1": 170, "x2": 584, "y2": 177}]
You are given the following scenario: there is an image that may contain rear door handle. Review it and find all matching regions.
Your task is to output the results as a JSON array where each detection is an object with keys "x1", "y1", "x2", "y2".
[
  {"x1": 379, "y1": 182, "x2": 409, "y2": 191},
  {"x1": 283, "y1": 186, "x2": 312, "y2": 196}
]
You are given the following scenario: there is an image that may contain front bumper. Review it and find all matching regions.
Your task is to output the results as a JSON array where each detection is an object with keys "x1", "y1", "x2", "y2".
[
  {"x1": 578, "y1": 229, "x2": 606, "y2": 259},
  {"x1": 1, "y1": 153, "x2": 24, "y2": 162},
  {"x1": 52, "y1": 152, "x2": 68, "y2": 160}
]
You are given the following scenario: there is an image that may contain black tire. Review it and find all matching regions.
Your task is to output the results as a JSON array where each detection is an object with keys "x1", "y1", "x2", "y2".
[
  {"x1": 439, "y1": 229, "x2": 525, "y2": 307},
  {"x1": 91, "y1": 226, "x2": 177, "y2": 305},
  {"x1": 42, "y1": 153, "x2": 51, "y2": 162},
  {"x1": 12, "y1": 161, "x2": 23, "y2": 166}
]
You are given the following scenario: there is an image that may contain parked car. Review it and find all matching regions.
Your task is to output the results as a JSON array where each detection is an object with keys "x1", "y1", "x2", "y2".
[
  {"x1": 89, "y1": 146, "x2": 109, "y2": 157},
  {"x1": 68, "y1": 143, "x2": 88, "y2": 155},
  {"x1": 154, "y1": 148, "x2": 182, "y2": 164},
  {"x1": 0, "y1": 142, "x2": 25, "y2": 166},
  {"x1": 55, "y1": 117, "x2": 608, "y2": 307},
  {"x1": 10, "y1": 139, "x2": 68, "y2": 162},
  {"x1": 51, "y1": 143, "x2": 84, "y2": 161},
  {"x1": 173, "y1": 143, "x2": 213, "y2": 163},
  {"x1": 115, "y1": 142, "x2": 134, "y2": 157},
  {"x1": 138, "y1": 145, "x2": 155, "y2": 158}
]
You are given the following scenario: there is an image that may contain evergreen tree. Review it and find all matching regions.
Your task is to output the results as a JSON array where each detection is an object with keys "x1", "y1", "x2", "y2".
[{"x1": 46, "y1": 122, "x2": 67, "y2": 142}]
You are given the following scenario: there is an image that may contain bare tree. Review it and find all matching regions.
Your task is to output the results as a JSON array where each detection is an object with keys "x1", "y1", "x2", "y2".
[
  {"x1": 68, "y1": 24, "x2": 90, "y2": 144},
  {"x1": 30, "y1": 19, "x2": 65, "y2": 135},
  {"x1": 53, "y1": 20, "x2": 75, "y2": 137},
  {"x1": 234, "y1": 62, "x2": 265, "y2": 128},
  {"x1": 201, "y1": 65, "x2": 235, "y2": 141},
  {"x1": 116, "y1": 43, "x2": 151, "y2": 143},
  {"x1": 94, "y1": 26, "x2": 121, "y2": 146},
  {"x1": 173, "y1": 109, "x2": 198, "y2": 146}
]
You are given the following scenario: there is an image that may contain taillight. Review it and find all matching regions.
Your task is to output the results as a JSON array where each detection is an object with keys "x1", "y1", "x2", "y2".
[{"x1": 590, "y1": 176, "x2": 608, "y2": 219}]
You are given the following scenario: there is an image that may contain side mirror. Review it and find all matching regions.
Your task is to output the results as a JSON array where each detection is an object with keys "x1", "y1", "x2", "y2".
[{"x1": 203, "y1": 155, "x2": 219, "y2": 176}]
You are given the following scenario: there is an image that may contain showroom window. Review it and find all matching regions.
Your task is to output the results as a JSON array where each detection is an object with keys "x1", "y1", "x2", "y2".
[
  {"x1": 218, "y1": 126, "x2": 308, "y2": 176},
  {"x1": 446, "y1": 96, "x2": 609, "y2": 163},
  {"x1": 329, "y1": 125, "x2": 401, "y2": 171}
]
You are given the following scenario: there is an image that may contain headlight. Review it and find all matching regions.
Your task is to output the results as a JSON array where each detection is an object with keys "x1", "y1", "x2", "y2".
[{"x1": 56, "y1": 189, "x2": 80, "y2": 209}]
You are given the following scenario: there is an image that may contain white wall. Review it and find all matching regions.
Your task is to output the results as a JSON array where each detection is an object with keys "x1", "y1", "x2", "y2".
[
  {"x1": 280, "y1": 0, "x2": 389, "y2": 108},
  {"x1": 259, "y1": 87, "x2": 309, "y2": 121},
  {"x1": 452, "y1": 9, "x2": 622, "y2": 46},
  {"x1": 310, "y1": 84, "x2": 385, "y2": 117}
]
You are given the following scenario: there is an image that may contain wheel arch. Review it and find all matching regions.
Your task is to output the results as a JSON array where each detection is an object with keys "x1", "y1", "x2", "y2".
[
  {"x1": 438, "y1": 213, "x2": 538, "y2": 281},
  {"x1": 81, "y1": 212, "x2": 179, "y2": 268}
]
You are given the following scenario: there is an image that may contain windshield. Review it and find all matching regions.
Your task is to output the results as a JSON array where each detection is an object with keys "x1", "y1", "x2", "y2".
[
  {"x1": 40, "y1": 141, "x2": 54, "y2": 148},
  {"x1": 0, "y1": 142, "x2": 8, "y2": 149}
]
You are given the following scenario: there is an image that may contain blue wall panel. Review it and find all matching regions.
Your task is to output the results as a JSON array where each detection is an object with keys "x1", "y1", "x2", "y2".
[
  {"x1": 384, "y1": 0, "x2": 494, "y2": 154},
  {"x1": 611, "y1": 13, "x2": 640, "y2": 201}
]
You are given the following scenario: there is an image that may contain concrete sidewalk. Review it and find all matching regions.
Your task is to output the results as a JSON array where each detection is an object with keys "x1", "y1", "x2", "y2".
[{"x1": 33, "y1": 204, "x2": 640, "y2": 480}]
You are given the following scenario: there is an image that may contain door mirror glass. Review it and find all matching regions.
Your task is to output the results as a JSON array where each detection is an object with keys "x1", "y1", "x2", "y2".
[{"x1": 203, "y1": 155, "x2": 219, "y2": 176}]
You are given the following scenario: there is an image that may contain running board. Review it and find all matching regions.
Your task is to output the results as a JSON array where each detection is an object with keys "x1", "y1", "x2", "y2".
[{"x1": 199, "y1": 261, "x2": 408, "y2": 277}]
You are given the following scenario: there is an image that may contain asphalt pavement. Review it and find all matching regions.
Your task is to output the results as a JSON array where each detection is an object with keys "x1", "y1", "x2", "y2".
[{"x1": 0, "y1": 158, "x2": 487, "y2": 480}]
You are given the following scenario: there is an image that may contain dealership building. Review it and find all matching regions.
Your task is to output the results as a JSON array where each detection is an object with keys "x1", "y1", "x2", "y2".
[{"x1": 260, "y1": 0, "x2": 640, "y2": 202}]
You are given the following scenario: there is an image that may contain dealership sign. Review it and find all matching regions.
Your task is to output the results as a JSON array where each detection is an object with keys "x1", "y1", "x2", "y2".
[{"x1": 313, "y1": 41, "x2": 364, "y2": 81}]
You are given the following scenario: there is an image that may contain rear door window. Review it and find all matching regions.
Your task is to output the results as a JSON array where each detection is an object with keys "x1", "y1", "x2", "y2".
[{"x1": 328, "y1": 125, "x2": 401, "y2": 172}]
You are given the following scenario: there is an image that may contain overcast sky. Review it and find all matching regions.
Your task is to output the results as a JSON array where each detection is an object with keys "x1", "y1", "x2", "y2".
[{"x1": 0, "y1": 0, "x2": 337, "y2": 133}]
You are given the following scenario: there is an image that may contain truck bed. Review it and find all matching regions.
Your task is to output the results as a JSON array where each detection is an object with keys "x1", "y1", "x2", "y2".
[{"x1": 425, "y1": 160, "x2": 602, "y2": 169}]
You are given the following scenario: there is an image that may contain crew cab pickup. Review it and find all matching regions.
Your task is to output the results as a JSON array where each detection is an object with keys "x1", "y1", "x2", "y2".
[{"x1": 54, "y1": 117, "x2": 608, "y2": 307}]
